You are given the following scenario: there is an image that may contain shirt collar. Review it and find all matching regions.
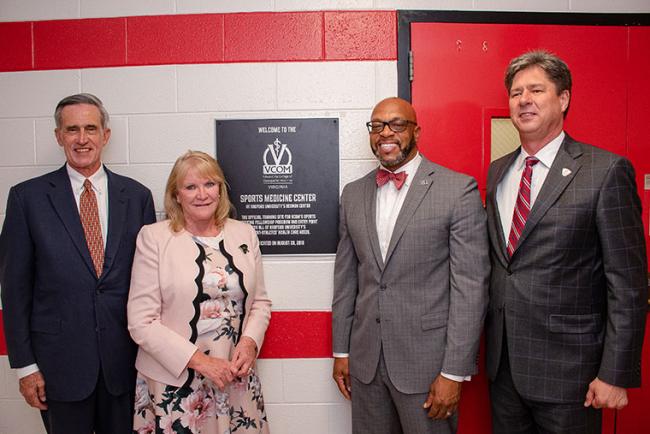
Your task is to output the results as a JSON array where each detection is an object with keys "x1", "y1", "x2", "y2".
[
  {"x1": 66, "y1": 163, "x2": 107, "y2": 194},
  {"x1": 515, "y1": 131, "x2": 565, "y2": 170}
]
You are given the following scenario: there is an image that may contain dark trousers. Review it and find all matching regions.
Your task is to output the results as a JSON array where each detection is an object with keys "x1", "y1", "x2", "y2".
[
  {"x1": 489, "y1": 341, "x2": 601, "y2": 434},
  {"x1": 40, "y1": 368, "x2": 134, "y2": 434}
]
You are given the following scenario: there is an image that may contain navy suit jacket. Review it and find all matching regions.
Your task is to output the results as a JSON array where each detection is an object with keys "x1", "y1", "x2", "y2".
[{"x1": 0, "y1": 165, "x2": 156, "y2": 401}]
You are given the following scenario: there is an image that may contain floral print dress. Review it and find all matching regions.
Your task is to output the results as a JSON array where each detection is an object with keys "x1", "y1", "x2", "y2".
[{"x1": 133, "y1": 234, "x2": 269, "y2": 434}]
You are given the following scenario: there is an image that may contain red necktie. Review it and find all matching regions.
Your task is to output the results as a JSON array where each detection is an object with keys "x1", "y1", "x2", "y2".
[
  {"x1": 376, "y1": 169, "x2": 407, "y2": 190},
  {"x1": 80, "y1": 179, "x2": 105, "y2": 277},
  {"x1": 507, "y1": 157, "x2": 539, "y2": 257}
]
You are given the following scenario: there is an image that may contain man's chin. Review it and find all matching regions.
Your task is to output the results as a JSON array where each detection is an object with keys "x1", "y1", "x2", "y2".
[{"x1": 380, "y1": 158, "x2": 404, "y2": 168}]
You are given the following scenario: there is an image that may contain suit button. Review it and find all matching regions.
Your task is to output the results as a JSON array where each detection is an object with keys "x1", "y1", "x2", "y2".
[
  {"x1": 380, "y1": 284, "x2": 387, "y2": 290},
  {"x1": 376, "y1": 318, "x2": 381, "y2": 323}
]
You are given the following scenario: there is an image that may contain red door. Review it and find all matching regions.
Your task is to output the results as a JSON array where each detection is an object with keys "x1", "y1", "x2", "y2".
[{"x1": 409, "y1": 20, "x2": 650, "y2": 434}]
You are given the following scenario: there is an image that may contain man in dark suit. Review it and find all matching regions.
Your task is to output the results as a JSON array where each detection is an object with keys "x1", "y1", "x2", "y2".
[
  {"x1": 485, "y1": 50, "x2": 647, "y2": 433},
  {"x1": 332, "y1": 97, "x2": 489, "y2": 433},
  {"x1": 0, "y1": 93, "x2": 156, "y2": 434}
]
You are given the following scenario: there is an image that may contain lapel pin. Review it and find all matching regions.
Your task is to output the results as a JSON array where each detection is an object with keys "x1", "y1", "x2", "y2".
[
  {"x1": 562, "y1": 168, "x2": 572, "y2": 177},
  {"x1": 419, "y1": 180, "x2": 430, "y2": 185},
  {"x1": 239, "y1": 244, "x2": 249, "y2": 254}
]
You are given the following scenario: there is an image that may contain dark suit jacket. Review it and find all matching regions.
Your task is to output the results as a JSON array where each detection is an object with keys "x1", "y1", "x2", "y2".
[
  {"x1": 485, "y1": 135, "x2": 647, "y2": 403},
  {"x1": 0, "y1": 165, "x2": 155, "y2": 401},
  {"x1": 333, "y1": 157, "x2": 490, "y2": 394}
]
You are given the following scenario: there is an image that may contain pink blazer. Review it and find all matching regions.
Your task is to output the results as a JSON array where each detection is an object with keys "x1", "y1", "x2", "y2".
[{"x1": 127, "y1": 219, "x2": 271, "y2": 387}]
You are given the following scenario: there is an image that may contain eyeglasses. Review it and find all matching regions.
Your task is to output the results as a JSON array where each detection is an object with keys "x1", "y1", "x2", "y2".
[{"x1": 366, "y1": 119, "x2": 417, "y2": 133}]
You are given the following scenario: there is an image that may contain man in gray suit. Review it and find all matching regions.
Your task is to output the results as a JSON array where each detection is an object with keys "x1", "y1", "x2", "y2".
[
  {"x1": 332, "y1": 97, "x2": 490, "y2": 433},
  {"x1": 486, "y1": 50, "x2": 647, "y2": 434}
]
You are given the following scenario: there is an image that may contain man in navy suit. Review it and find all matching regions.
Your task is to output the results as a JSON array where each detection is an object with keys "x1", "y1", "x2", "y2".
[{"x1": 0, "y1": 93, "x2": 156, "y2": 434}]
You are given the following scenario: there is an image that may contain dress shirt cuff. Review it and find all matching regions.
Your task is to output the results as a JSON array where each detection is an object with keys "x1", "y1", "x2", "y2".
[
  {"x1": 441, "y1": 372, "x2": 470, "y2": 382},
  {"x1": 16, "y1": 364, "x2": 39, "y2": 379},
  {"x1": 333, "y1": 353, "x2": 349, "y2": 358}
]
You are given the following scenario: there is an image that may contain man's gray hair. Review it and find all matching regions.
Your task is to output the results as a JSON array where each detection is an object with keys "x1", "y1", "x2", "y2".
[{"x1": 54, "y1": 93, "x2": 110, "y2": 129}]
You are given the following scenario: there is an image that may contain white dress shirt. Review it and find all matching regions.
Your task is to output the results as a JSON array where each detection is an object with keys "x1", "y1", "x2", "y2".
[
  {"x1": 496, "y1": 132, "x2": 564, "y2": 242},
  {"x1": 16, "y1": 164, "x2": 108, "y2": 379},
  {"x1": 376, "y1": 153, "x2": 422, "y2": 260}
]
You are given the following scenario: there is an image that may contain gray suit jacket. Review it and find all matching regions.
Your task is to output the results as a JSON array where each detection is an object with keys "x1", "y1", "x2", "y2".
[
  {"x1": 332, "y1": 157, "x2": 490, "y2": 394},
  {"x1": 485, "y1": 135, "x2": 647, "y2": 403}
]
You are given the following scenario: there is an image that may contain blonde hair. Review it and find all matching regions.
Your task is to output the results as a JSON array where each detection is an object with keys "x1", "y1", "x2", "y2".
[{"x1": 164, "y1": 150, "x2": 232, "y2": 232}]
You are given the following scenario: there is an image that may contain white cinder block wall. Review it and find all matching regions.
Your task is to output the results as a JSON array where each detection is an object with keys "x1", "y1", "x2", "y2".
[{"x1": 1, "y1": 1, "x2": 649, "y2": 434}]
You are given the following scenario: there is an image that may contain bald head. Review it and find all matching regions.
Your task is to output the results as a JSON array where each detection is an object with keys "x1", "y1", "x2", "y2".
[{"x1": 371, "y1": 97, "x2": 418, "y2": 124}]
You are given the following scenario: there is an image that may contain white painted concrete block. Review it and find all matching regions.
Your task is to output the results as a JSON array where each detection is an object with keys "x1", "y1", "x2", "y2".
[
  {"x1": 281, "y1": 359, "x2": 342, "y2": 403},
  {"x1": 256, "y1": 359, "x2": 284, "y2": 403},
  {"x1": 0, "y1": 166, "x2": 58, "y2": 214},
  {"x1": 328, "y1": 403, "x2": 352, "y2": 434},
  {"x1": 176, "y1": 0, "x2": 273, "y2": 13},
  {"x1": 177, "y1": 64, "x2": 277, "y2": 113},
  {"x1": 0, "y1": 357, "x2": 10, "y2": 399},
  {"x1": 278, "y1": 62, "x2": 376, "y2": 110},
  {"x1": 0, "y1": 0, "x2": 78, "y2": 21},
  {"x1": 275, "y1": 0, "x2": 373, "y2": 10},
  {"x1": 82, "y1": 66, "x2": 176, "y2": 115},
  {"x1": 265, "y1": 404, "x2": 329, "y2": 434},
  {"x1": 570, "y1": 0, "x2": 650, "y2": 12},
  {"x1": 474, "y1": 0, "x2": 569, "y2": 11},
  {"x1": 375, "y1": 0, "x2": 473, "y2": 9},
  {"x1": 129, "y1": 114, "x2": 215, "y2": 164},
  {"x1": 263, "y1": 257, "x2": 335, "y2": 311},
  {"x1": 339, "y1": 110, "x2": 374, "y2": 160},
  {"x1": 340, "y1": 159, "x2": 377, "y2": 191},
  {"x1": 80, "y1": 0, "x2": 174, "y2": 18},
  {"x1": 2, "y1": 361, "x2": 21, "y2": 400},
  {"x1": 0, "y1": 71, "x2": 80, "y2": 118},
  {"x1": 0, "y1": 119, "x2": 35, "y2": 166},
  {"x1": 0, "y1": 398, "x2": 46, "y2": 434},
  {"x1": 375, "y1": 61, "x2": 398, "y2": 102},
  {"x1": 107, "y1": 163, "x2": 173, "y2": 212}
]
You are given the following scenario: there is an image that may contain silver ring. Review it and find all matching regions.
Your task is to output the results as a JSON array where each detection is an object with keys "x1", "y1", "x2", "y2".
[{"x1": 248, "y1": 367, "x2": 254, "y2": 375}]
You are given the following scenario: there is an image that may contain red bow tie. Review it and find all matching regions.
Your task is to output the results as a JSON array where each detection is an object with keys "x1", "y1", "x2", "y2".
[{"x1": 376, "y1": 169, "x2": 407, "y2": 190}]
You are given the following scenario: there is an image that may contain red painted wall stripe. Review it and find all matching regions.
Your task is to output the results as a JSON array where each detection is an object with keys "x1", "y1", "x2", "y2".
[
  {"x1": 224, "y1": 12, "x2": 324, "y2": 62},
  {"x1": 0, "y1": 11, "x2": 396, "y2": 73},
  {"x1": 324, "y1": 11, "x2": 397, "y2": 60},
  {"x1": 127, "y1": 14, "x2": 225, "y2": 66},
  {"x1": 34, "y1": 18, "x2": 127, "y2": 70},
  {"x1": 0, "y1": 21, "x2": 32, "y2": 71},
  {"x1": 0, "y1": 310, "x2": 331, "y2": 359}
]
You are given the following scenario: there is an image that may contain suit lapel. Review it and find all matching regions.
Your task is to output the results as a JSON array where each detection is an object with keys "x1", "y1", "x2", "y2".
[
  {"x1": 487, "y1": 151, "x2": 519, "y2": 268},
  {"x1": 513, "y1": 136, "x2": 582, "y2": 258},
  {"x1": 364, "y1": 172, "x2": 384, "y2": 270},
  {"x1": 384, "y1": 159, "x2": 435, "y2": 266},
  {"x1": 102, "y1": 168, "x2": 127, "y2": 280},
  {"x1": 47, "y1": 166, "x2": 97, "y2": 277}
]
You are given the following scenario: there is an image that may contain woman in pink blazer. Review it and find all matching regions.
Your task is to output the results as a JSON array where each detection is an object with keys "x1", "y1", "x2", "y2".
[{"x1": 128, "y1": 151, "x2": 271, "y2": 433}]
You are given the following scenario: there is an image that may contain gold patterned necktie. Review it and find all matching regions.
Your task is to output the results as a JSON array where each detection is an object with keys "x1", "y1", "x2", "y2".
[{"x1": 80, "y1": 179, "x2": 104, "y2": 277}]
